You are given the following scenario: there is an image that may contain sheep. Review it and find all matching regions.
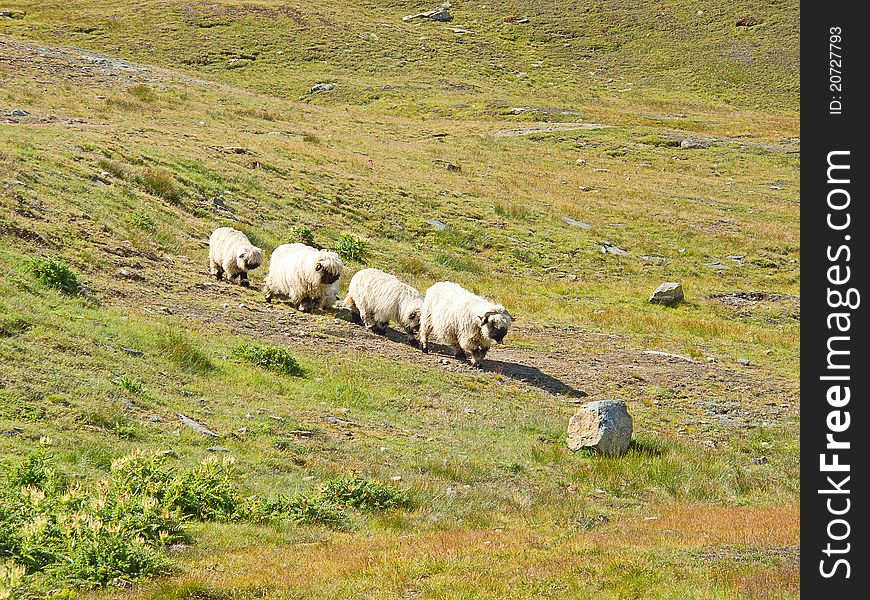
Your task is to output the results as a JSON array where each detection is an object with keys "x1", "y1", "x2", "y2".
[
  {"x1": 418, "y1": 281, "x2": 512, "y2": 367},
  {"x1": 208, "y1": 227, "x2": 264, "y2": 287},
  {"x1": 344, "y1": 268, "x2": 423, "y2": 344},
  {"x1": 261, "y1": 243, "x2": 344, "y2": 311}
]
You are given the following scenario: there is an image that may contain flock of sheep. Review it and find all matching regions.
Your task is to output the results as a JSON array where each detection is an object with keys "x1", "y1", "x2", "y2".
[{"x1": 208, "y1": 226, "x2": 513, "y2": 367}]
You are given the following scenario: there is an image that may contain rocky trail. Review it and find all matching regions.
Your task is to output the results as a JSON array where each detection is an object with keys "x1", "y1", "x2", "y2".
[{"x1": 104, "y1": 247, "x2": 798, "y2": 448}]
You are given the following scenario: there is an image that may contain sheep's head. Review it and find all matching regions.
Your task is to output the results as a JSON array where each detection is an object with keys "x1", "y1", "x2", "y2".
[
  {"x1": 314, "y1": 251, "x2": 343, "y2": 284},
  {"x1": 237, "y1": 246, "x2": 264, "y2": 271},
  {"x1": 404, "y1": 305, "x2": 422, "y2": 334},
  {"x1": 478, "y1": 306, "x2": 512, "y2": 344}
]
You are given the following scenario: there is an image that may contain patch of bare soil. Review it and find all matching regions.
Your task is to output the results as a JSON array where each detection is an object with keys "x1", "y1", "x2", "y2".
[{"x1": 709, "y1": 292, "x2": 800, "y2": 322}]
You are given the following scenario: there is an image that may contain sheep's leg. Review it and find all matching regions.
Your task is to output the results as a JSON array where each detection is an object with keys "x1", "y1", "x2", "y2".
[
  {"x1": 210, "y1": 260, "x2": 224, "y2": 281},
  {"x1": 239, "y1": 272, "x2": 250, "y2": 287},
  {"x1": 419, "y1": 319, "x2": 432, "y2": 354},
  {"x1": 454, "y1": 347, "x2": 467, "y2": 361},
  {"x1": 372, "y1": 320, "x2": 388, "y2": 335},
  {"x1": 470, "y1": 346, "x2": 489, "y2": 367},
  {"x1": 362, "y1": 312, "x2": 378, "y2": 331},
  {"x1": 404, "y1": 326, "x2": 419, "y2": 347}
]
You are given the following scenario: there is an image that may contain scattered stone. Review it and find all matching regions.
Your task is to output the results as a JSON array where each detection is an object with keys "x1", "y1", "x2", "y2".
[
  {"x1": 121, "y1": 347, "x2": 144, "y2": 357},
  {"x1": 736, "y1": 15, "x2": 760, "y2": 27},
  {"x1": 601, "y1": 244, "x2": 628, "y2": 256},
  {"x1": 117, "y1": 268, "x2": 144, "y2": 281},
  {"x1": 642, "y1": 350, "x2": 701, "y2": 364},
  {"x1": 463, "y1": 408, "x2": 476, "y2": 414},
  {"x1": 390, "y1": 475, "x2": 403, "y2": 481},
  {"x1": 563, "y1": 217, "x2": 591, "y2": 229},
  {"x1": 426, "y1": 219, "x2": 447, "y2": 230},
  {"x1": 680, "y1": 137, "x2": 711, "y2": 149},
  {"x1": 649, "y1": 282, "x2": 684, "y2": 306},
  {"x1": 111, "y1": 578, "x2": 133, "y2": 589},
  {"x1": 643, "y1": 516, "x2": 661, "y2": 522},
  {"x1": 567, "y1": 400, "x2": 633, "y2": 455},
  {"x1": 9, "y1": 108, "x2": 30, "y2": 117},
  {"x1": 707, "y1": 357, "x2": 718, "y2": 363},
  {"x1": 177, "y1": 413, "x2": 219, "y2": 438},
  {"x1": 310, "y1": 82, "x2": 337, "y2": 93},
  {"x1": 737, "y1": 358, "x2": 751, "y2": 366},
  {"x1": 207, "y1": 446, "x2": 230, "y2": 453},
  {"x1": 224, "y1": 146, "x2": 249, "y2": 154},
  {"x1": 751, "y1": 456, "x2": 768, "y2": 465},
  {"x1": 403, "y1": 7, "x2": 452, "y2": 22}
]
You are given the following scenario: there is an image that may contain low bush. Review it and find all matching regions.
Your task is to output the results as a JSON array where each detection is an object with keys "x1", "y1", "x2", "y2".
[
  {"x1": 136, "y1": 168, "x2": 182, "y2": 204},
  {"x1": 232, "y1": 343, "x2": 303, "y2": 377},
  {"x1": 334, "y1": 234, "x2": 367, "y2": 262},
  {"x1": 0, "y1": 451, "x2": 411, "y2": 593},
  {"x1": 22, "y1": 258, "x2": 80, "y2": 295}
]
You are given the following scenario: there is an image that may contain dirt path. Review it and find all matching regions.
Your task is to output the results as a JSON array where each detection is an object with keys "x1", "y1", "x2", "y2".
[{"x1": 105, "y1": 249, "x2": 797, "y2": 447}]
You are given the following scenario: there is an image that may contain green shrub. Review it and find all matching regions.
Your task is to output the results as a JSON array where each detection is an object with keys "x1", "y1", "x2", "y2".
[
  {"x1": 232, "y1": 343, "x2": 303, "y2": 377},
  {"x1": 23, "y1": 258, "x2": 80, "y2": 295},
  {"x1": 0, "y1": 452, "x2": 410, "y2": 591},
  {"x1": 128, "y1": 209, "x2": 157, "y2": 232},
  {"x1": 320, "y1": 477, "x2": 411, "y2": 512},
  {"x1": 333, "y1": 233, "x2": 367, "y2": 262},
  {"x1": 290, "y1": 226, "x2": 316, "y2": 247},
  {"x1": 136, "y1": 168, "x2": 182, "y2": 204},
  {"x1": 116, "y1": 375, "x2": 145, "y2": 395}
]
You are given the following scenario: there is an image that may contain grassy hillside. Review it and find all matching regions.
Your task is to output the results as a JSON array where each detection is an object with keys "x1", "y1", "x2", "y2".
[{"x1": 1, "y1": 1, "x2": 799, "y2": 598}]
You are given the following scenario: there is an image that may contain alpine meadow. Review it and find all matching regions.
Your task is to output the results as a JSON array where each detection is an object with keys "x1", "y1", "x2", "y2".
[{"x1": 0, "y1": 1, "x2": 799, "y2": 598}]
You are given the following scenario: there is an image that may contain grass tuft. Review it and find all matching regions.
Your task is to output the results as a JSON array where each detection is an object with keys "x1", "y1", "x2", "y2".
[{"x1": 135, "y1": 168, "x2": 182, "y2": 204}]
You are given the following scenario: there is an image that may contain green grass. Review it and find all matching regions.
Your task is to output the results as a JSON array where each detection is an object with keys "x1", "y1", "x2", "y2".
[{"x1": 0, "y1": 1, "x2": 799, "y2": 597}]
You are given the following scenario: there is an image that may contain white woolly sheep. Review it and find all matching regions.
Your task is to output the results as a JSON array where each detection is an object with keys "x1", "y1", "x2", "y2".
[
  {"x1": 208, "y1": 227, "x2": 264, "y2": 287},
  {"x1": 261, "y1": 243, "x2": 344, "y2": 311},
  {"x1": 419, "y1": 281, "x2": 512, "y2": 366},
  {"x1": 344, "y1": 268, "x2": 423, "y2": 344}
]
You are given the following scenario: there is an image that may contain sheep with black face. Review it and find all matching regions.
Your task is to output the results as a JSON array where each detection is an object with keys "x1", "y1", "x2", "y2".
[
  {"x1": 262, "y1": 243, "x2": 343, "y2": 311},
  {"x1": 344, "y1": 268, "x2": 423, "y2": 344},
  {"x1": 208, "y1": 227, "x2": 264, "y2": 287},
  {"x1": 418, "y1": 281, "x2": 512, "y2": 367}
]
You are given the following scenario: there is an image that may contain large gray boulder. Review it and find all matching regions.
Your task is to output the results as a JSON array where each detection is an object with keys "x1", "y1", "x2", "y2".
[
  {"x1": 567, "y1": 400, "x2": 633, "y2": 455},
  {"x1": 649, "y1": 282, "x2": 684, "y2": 306}
]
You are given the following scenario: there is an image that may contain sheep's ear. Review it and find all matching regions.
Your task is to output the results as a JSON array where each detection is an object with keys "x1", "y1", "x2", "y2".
[
  {"x1": 315, "y1": 262, "x2": 323, "y2": 271},
  {"x1": 478, "y1": 313, "x2": 488, "y2": 324}
]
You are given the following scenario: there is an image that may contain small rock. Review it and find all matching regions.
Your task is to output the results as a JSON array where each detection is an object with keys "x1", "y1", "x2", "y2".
[
  {"x1": 751, "y1": 456, "x2": 768, "y2": 465},
  {"x1": 10, "y1": 108, "x2": 29, "y2": 116},
  {"x1": 736, "y1": 15, "x2": 760, "y2": 27},
  {"x1": 649, "y1": 282, "x2": 684, "y2": 306},
  {"x1": 118, "y1": 268, "x2": 144, "y2": 281},
  {"x1": 737, "y1": 358, "x2": 751, "y2": 366},
  {"x1": 680, "y1": 137, "x2": 711, "y2": 149},
  {"x1": 463, "y1": 408, "x2": 476, "y2": 414},
  {"x1": 563, "y1": 217, "x2": 591, "y2": 229},
  {"x1": 403, "y1": 8, "x2": 452, "y2": 22},
  {"x1": 121, "y1": 347, "x2": 144, "y2": 357},
  {"x1": 207, "y1": 446, "x2": 230, "y2": 453},
  {"x1": 601, "y1": 244, "x2": 628, "y2": 256},
  {"x1": 643, "y1": 516, "x2": 661, "y2": 522},
  {"x1": 426, "y1": 219, "x2": 447, "y2": 230},
  {"x1": 177, "y1": 413, "x2": 219, "y2": 438},
  {"x1": 111, "y1": 578, "x2": 133, "y2": 589},
  {"x1": 567, "y1": 400, "x2": 633, "y2": 455},
  {"x1": 310, "y1": 82, "x2": 337, "y2": 93},
  {"x1": 210, "y1": 196, "x2": 230, "y2": 211},
  {"x1": 390, "y1": 475, "x2": 402, "y2": 481}
]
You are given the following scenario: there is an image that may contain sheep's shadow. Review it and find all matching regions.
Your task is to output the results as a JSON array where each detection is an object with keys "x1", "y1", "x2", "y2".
[
  {"x1": 400, "y1": 335, "x2": 586, "y2": 398},
  {"x1": 480, "y1": 358, "x2": 587, "y2": 398}
]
